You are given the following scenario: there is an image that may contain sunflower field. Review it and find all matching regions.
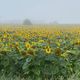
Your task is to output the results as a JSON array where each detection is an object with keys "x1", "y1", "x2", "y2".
[{"x1": 0, "y1": 25, "x2": 80, "y2": 80}]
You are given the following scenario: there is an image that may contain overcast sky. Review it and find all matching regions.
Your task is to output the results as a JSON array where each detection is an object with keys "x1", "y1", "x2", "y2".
[{"x1": 0, "y1": 0, "x2": 80, "y2": 23}]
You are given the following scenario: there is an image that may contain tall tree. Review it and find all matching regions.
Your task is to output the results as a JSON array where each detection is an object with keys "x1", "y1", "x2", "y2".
[{"x1": 23, "y1": 19, "x2": 32, "y2": 25}]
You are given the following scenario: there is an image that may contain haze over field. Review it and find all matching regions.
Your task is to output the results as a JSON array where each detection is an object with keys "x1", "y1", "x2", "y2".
[{"x1": 0, "y1": 0, "x2": 80, "y2": 24}]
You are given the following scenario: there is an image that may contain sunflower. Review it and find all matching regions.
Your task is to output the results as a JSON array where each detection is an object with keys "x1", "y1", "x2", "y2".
[
  {"x1": 27, "y1": 49, "x2": 35, "y2": 55},
  {"x1": 3, "y1": 33, "x2": 7, "y2": 38},
  {"x1": 55, "y1": 47, "x2": 62, "y2": 56},
  {"x1": 38, "y1": 40, "x2": 44, "y2": 43},
  {"x1": 15, "y1": 42, "x2": 19, "y2": 46},
  {"x1": 25, "y1": 42, "x2": 31, "y2": 49},
  {"x1": 74, "y1": 39, "x2": 80, "y2": 45},
  {"x1": 45, "y1": 46, "x2": 51, "y2": 54}
]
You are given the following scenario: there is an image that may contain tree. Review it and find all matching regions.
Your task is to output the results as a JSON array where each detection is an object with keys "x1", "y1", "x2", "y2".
[{"x1": 23, "y1": 19, "x2": 32, "y2": 25}]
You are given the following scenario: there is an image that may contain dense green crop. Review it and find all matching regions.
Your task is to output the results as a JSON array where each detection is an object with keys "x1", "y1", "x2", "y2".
[{"x1": 0, "y1": 26, "x2": 80, "y2": 80}]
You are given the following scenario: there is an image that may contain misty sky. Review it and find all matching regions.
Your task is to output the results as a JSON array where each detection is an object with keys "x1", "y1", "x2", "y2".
[{"x1": 0, "y1": 0, "x2": 80, "y2": 23}]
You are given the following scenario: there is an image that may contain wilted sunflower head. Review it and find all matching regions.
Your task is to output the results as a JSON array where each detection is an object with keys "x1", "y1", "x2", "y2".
[
  {"x1": 27, "y1": 49, "x2": 35, "y2": 55},
  {"x1": 55, "y1": 47, "x2": 62, "y2": 56},
  {"x1": 74, "y1": 39, "x2": 80, "y2": 45}
]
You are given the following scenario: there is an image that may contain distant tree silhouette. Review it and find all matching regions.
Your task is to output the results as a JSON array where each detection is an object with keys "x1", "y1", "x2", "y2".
[{"x1": 23, "y1": 19, "x2": 32, "y2": 25}]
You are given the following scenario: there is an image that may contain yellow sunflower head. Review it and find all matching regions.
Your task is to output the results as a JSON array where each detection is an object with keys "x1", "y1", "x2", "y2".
[
  {"x1": 45, "y1": 46, "x2": 51, "y2": 54},
  {"x1": 15, "y1": 42, "x2": 19, "y2": 46},
  {"x1": 25, "y1": 42, "x2": 31, "y2": 49},
  {"x1": 3, "y1": 33, "x2": 7, "y2": 38},
  {"x1": 38, "y1": 40, "x2": 44, "y2": 43}
]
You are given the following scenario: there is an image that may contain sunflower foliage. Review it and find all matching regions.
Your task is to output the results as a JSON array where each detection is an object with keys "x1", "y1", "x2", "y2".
[
  {"x1": 0, "y1": 26, "x2": 80, "y2": 80},
  {"x1": 0, "y1": 48, "x2": 80, "y2": 80}
]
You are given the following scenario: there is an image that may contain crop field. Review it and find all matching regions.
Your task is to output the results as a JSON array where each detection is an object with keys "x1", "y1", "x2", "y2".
[{"x1": 0, "y1": 25, "x2": 80, "y2": 80}]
